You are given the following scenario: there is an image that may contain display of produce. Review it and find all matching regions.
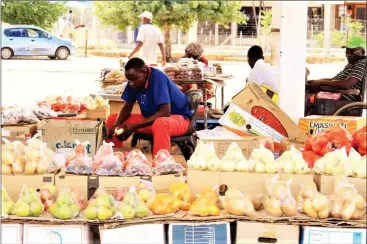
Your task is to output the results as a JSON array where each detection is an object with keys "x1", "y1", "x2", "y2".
[
  {"x1": 189, "y1": 65, "x2": 203, "y2": 80},
  {"x1": 263, "y1": 175, "x2": 297, "y2": 217},
  {"x1": 249, "y1": 145, "x2": 277, "y2": 173},
  {"x1": 297, "y1": 184, "x2": 332, "y2": 219},
  {"x1": 44, "y1": 96, "x2": 88, "y2": 114},
  {"x1": 176, "y1": 67, "x2": 190, "y2": 80},
  {"x1": 84, "y1": 187, "x2": 118, "y2": 221},
  {"x1": 2, "y1": 186, "x2": 15, "y2": 217},
  {"x1": 98, "y1": 84, "x2": 126, "y2": 95},
  {"x1": 122, "y1": 149, "x2": 152, "y2": 176},
  {"x1": 220, "y1": 188, "x2": 256, "y2": 216},
  {"x1": 100, "y1": 69, "x2": 126, "y2": 83},
  {"x1": 313, "y1": 147, "x2": 366, "y2": 178},
  {"x1": 148, "y1": 193, "x2": 180, "y2": 215},
  {"x1": 83, "y1": 95, "x2": 109, "y2": 111},
  {"x1": 92, "y1": 141, "x2": 124, "y2": 176},
  {"x1": 353, "y1": 126, "x2": 366, "y2": 156},
  {"x1": 169, "y1": 182, "x2": 192, "y2": 211},
  {"x1": 329, "y1": 177, "x2": 366, "y2": 220},
  {"x1": 65, "y1": 140, "x2": 93, "y2": 175},
  {"x1": 188, "y1": 187, "x2": 220, "y2": 217},
  {"x1": 2, "y1": 135, "x2": 57, "y2": 175},
  {"x1": 151, "y1": 149, "x2": 185, "y2": 175},
  {"x1": 163, "y1": 65, "x2": 178, "y2": 80},
  {"x1": 213, "y1": 63, "x2": 222, "y2": 74},
  {"x1": 1, "y1": 105, "x2": 53, "y2": 125},
  {"x1": 301, "y1": 151, "x2": 321, "y2": 169},
  {"x1": 39, "y1": 184, "x2": 57, "y2": 211},
  {"x1": 305, "y1": 126, "x2": 353, "y2": 156},
  {"x1": 13, "y1": 185, "x2": 44, "y2": 217},
  {"x1": 276, "y1": 146, "x2": 311, "y2": 174},
  {"x1": 119, "y1": 186, "x2": 150, "y2": 219},
  {"x1": 48, "y1": 188, "x2": 84, "y2": 220}
]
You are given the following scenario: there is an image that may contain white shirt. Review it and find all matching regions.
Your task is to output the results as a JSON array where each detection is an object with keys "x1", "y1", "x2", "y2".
[
  {"x1": 136, "y1": 24, "x2": 164, "y2": 65},
  {"x1": 247, "y1": 59, "x2": 279, "y2": 93}
]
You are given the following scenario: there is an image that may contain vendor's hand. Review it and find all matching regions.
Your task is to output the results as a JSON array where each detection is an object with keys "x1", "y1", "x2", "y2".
[
  {"x1": 117, "y1": 124, "x2": 136, "y2": 141},
  {"x1": 306, "y1": 79, "x2": 314, "y2": 84},
  {"x1": 108, "y1": 124, "x2": 119, "y2": 139},
  {"x1": 310, "y1": 81, "x2": 323, "y2": 92}
]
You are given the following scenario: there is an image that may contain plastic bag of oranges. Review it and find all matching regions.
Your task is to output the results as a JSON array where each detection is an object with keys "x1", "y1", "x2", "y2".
[
  {"x1": 148, "y1": 193, "x2": 180, "y2": 215},
  {"x1": 188, "y1": 186, "x2": 220, "y2": 217},
  {"x1": 169, "y1": 182, "x2": 192, "y2": 211}
]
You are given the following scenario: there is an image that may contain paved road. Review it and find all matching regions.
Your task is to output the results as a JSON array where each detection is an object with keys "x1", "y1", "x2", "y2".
[{"x1": 2, "y1": 56, "x2": 346, "y2": 107}]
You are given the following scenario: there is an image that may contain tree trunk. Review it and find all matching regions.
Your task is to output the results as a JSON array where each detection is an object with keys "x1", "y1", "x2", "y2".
[{"x1": 164, "y1": 22, "x2": 171, "y2": 62}]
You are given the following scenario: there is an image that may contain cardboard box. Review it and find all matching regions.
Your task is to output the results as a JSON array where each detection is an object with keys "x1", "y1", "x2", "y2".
[
  {"x1": 98, "y1": 176, "x2": 142, "y2": 196},
  {"x1": 232, "y1": 83, "x2": 306, "y2": 141},
  {"x1": 2, "y1": 174, "x2": 55, "y2": 201},
  {"x1": 299, "y1": 115, "x2": 366, "y2": 135},
  {"x1": 152, "y1": 174, "x2": 184, "y2": 193},
  {"x1": 23, "y1": 224, "x2": 91, "y2": 244},
  {"x1": 55, "y1": 171, "x2": 90, "y2": 199},
  {"x1": 100, "y1": 224, "x2": 165, "y2": 244},
  {"x1": 187, "y1": 169, "x2": 221, "y2": 195},
  {"x1": 236, "y1": 222, "x2": 299, "y2": 244},
  {"x1": 2, "y1": 224, "x2": 23, "y2": 244},
  {"x1": 219, "y1": 104, "x2": 285, "y2": 144},
  {"x1": 221, "y1": 172, "x2": 275, "y2": 199},
  {"x1": 300, "y1": 226, "x2": 366, "y2": 244},
  {"x1": 37, "y1": 119, "x2": 105, "y2": 156},
  {"x1": 86, "y1": 107, "x2": 111, "y2": 121},
  {"x1": 169, "y1": 222, "x2": 230, "y2": 244},
  {"x1": 280, "y1": 174, "x2": 315, "y2": 199},
  {"x1": 314, "y1": 174, "x2": 366, "y2": 200},
  {"x1": 2, "y1": 123, "x2": 37, "y2": 137},
  {"x1": 199, "y1": 136, "x2": 274, "y2": 158}
]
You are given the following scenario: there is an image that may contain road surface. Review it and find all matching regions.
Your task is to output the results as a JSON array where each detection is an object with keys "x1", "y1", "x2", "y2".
[{"x1": 2, "y1": 56, "x2": 346, "y2": 107}]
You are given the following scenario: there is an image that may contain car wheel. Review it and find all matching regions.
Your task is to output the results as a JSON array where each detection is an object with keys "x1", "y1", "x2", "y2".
[
  {"x1": 48, "y1": 56, "x2": 56, "y2": 60},
  {"x1": 56, "y1": 47, "x2": 69, "y2": 60},
  {"x1": 1, "y1": 47, "x2": 13, "y2": 60}
]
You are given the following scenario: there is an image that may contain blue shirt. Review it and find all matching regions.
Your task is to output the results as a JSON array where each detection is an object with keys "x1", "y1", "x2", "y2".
[{"x1": 122, "y1": 68, "x2": 192, "y2": 119}]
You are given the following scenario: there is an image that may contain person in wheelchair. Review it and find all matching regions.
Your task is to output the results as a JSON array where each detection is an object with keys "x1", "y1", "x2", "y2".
[{"x1": 307, "y1": 36, "x2": 367, "y2": 102}]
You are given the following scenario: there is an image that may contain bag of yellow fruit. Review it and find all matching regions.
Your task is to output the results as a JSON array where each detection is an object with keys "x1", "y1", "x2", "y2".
[
  {"x1": 148, "y1": 193, "x2": 180, "y2": 215},
  {"x1": 220, "y1": 188, "x2": 256, "y2": 217},
  {"x1": 168, "y1": 182, "x2": 192, "y2": 211},
  {"x1": 188, "y1": 186, "x2": 220, "y2": 217}
]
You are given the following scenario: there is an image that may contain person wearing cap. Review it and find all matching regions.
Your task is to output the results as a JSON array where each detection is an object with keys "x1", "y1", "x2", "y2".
[
  {"x1": 308, "y1": 36, "x2": 367, "y2": 101},
  {"x1": 106, "y1": 58, "x2": 192, "y2": 156},
  {"x1": 128, "y1": 11, "x2": 166, "y2": 65}
]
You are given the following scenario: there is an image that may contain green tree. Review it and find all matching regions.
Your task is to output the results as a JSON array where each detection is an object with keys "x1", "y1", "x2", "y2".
[
  {"x1": 94, "y1": 1, "x2": 246, "y2": 61},
  {"x1": 1, "y1": 0, "x2": 66, "y2": 30},
  {"x1": 258, "y1": 9, "x2": 272, "y2": 52}
]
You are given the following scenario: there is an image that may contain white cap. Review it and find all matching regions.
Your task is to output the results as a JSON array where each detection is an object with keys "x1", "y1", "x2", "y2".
[{"x1": 139, "y1": 11, "x2": 153, "y2": 20}]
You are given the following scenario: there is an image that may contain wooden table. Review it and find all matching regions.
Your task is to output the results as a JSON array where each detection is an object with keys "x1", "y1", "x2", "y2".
[{"x1": 173, "y1": 78, "x2": 228, "y2": 129}]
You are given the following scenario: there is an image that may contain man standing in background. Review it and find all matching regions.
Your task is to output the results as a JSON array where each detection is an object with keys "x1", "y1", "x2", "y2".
[{"x1": 128, "y1": 11, "x2": 166, "y2": 65}]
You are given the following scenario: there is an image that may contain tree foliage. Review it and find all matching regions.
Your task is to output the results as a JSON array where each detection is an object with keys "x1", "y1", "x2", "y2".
[
  {"x1": 1, "y1": 0, "x2": 66, "y2": 30},
  {"x1": 94, "y1": 1, "x2": 247, "y2": 60}
]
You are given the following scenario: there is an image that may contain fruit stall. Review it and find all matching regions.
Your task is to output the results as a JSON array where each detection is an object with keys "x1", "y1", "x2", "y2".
[{"x1": 1, "y1": 80, "x2": 366, "y2": 244}]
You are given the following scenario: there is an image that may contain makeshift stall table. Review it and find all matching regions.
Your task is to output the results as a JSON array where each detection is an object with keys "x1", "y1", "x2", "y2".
[{"x1": 173, "y1": 77, "x2": 228, "y2": 129}]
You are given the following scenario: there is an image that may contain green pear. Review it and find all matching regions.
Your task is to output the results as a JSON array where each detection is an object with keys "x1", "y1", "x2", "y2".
[
  {"x1": 97, "y1": 206, "x2": 113, "y2": 221},
  {"x1": 123, "y1": 192, "x2": 136, "y2": 206},
  {"x1": 48, "y1": 204, "x2": 60, "y2": 217},
  {"x1": 56, "y1": 192, "x2": 72, "y2": 206},
  {"x1": 15, "y1": 201, "x2": 30, "y2": 217},
  {"x1": 96, "y1": 194, "x2": 111, "y2": 208},
  {"x1": 84, "y1": 206, "x2": 98, "y2": 220},
  {"x1": 69, "y1": 203, "x2": 81, "y2": 216},
  {"x1": 58, "y1": 204, "x2": 73, "y2": 220},
  {"x1": 135, "y1": 203, "x2": 148, "y2": 218},
  {"x1": 2, "y1": 200, "x2": 14, "y2": 215},
  {"x1": 30, "y1": 202, "x2": 43, "y2": 216},
  {"x1": 139, "y1": 190, "x2": 152, "y2": 202},
  {"x1": 21, "y1": 193, "x2": 34, "y2": 204},
  {"x1": 2, "y1": 190, "x2": 9, "y2": 202},
  {"x1": 120, "y1": 204, "x2": 135, "y2": 219}
]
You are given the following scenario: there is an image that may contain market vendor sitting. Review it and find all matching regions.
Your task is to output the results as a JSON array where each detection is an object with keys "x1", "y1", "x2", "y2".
[
  {"x1": 307, "y1": 36, "x2": 367, "y2": 102},
  {"x1": 107, "y1": 58, "x2": 192, "y2": 155}
]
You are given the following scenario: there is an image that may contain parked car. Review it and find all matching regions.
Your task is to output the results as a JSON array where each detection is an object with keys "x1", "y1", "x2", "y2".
[{"x1": 1, "y1": 25, "x2": 75, "y2": 60}]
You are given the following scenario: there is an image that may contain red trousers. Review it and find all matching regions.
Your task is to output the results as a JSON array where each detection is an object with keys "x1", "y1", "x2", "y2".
[{"x1": 106, "y1": 114, "x2": 190, "y2": 155}]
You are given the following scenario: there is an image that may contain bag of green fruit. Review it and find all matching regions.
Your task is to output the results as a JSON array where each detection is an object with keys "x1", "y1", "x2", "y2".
[
  {"x1": 83, "y1": 187, "x2": 119, "y2": 221},
  {"x1": 119, "y1": 186, "x2": 151, "y2": 220},
  {"x1": 2, "y1": 186, "x2": 15, "y2": 217},
  {"x1": 13, "y1": 184, "x2": 44, "y2": 217},
  {"x1": 48, "y1": 188, "x2": 83, "y2": 220}
]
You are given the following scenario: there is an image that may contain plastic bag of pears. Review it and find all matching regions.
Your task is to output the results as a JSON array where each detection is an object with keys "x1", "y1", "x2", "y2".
[
  {"x1": 188, "y1": 186, "x2": 220, "y2": 217},
  {"x1": 83, "y1": 187, "x2": 119, "y2": 221},
  {"x1": 119, "y1": 186, "x2": 151, "y2": 219},
  {"x1": 13, "y1": 184, "x2": 44, "y2": 217},
  {"x1": 221, "y1": 143, "x2": 249, "y2": 172},
  {"x1": 48, "y1": 188, "x2": 84, "y2": 220},
  {"x1": 187, "y1": 141, "x2": 218, "y2": 171},
  {"x1": 2, "y1": 186, "x2": 15, "y2": 217}
]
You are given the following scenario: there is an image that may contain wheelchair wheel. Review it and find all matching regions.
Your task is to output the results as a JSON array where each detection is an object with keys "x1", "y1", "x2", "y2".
[{"x1": 333, "y1": 102, "x2": 367, "y2": 116}]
